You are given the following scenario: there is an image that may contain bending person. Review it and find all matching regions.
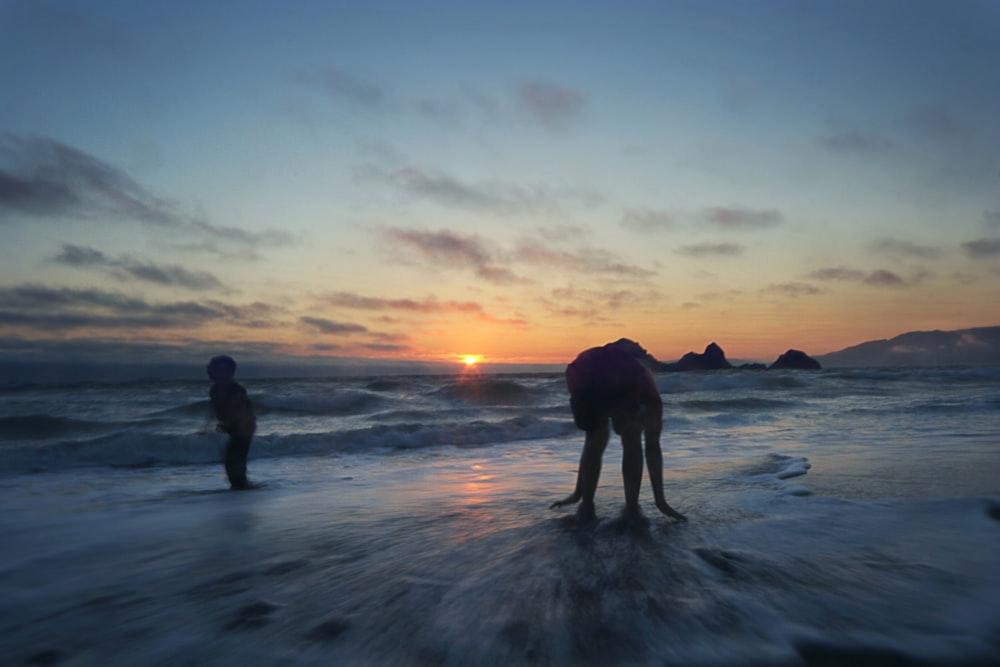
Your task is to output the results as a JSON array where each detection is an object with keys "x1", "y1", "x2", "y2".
[{"x1": 551, "y1": 343, "x2": 686, "y2": 523}]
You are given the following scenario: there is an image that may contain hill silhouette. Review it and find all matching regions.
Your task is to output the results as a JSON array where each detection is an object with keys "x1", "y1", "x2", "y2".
[{"x1": 815, "y1": 326, "x2": 1000, "y2": 368}]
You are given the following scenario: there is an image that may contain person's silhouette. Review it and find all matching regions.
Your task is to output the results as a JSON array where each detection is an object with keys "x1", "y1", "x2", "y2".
[
  {"x1": 551, "y1": 343, "x2": 686, "y2": 523},
  {"x1": 207, "y1": 355, "x2": 256, "y2": 490}
]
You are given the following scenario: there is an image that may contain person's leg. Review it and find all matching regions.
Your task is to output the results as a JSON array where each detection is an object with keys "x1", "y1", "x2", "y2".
[
  {"x1": 575, "y1": 422, "x2": 610, "y2": 522},
  {"x1": 612, "y1": 409, "x2": 644, "y2": 517},
  {"x1": 225, "y1": 436, "x2": 250, "y2": 489},
  {"x1": 621, "y1": 431, "x2": 643, "y2": 516}
]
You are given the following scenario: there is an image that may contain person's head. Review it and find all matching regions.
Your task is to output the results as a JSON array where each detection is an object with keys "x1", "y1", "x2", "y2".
[{"x1": 207, "y1": 355, "x2": 237, "y2": 382}]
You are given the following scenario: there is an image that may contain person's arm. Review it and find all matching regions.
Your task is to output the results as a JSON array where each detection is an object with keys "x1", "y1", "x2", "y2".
[
  {"x1": 640, "y1": 372, "x2": 686, "y2": 521},
  {"x1": 210, "y1": 383, "x2": 254, "y2": 436}
]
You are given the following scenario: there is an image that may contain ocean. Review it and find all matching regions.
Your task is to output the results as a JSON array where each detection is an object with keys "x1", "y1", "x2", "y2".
[{"x1": 1, "y1": 366, "x2": 998, "y2": 666}]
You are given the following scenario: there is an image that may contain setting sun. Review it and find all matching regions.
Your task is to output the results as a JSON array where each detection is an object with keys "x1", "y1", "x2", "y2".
[{"x1": 462, "y1": 355, "x2": 482, "y2": 367}]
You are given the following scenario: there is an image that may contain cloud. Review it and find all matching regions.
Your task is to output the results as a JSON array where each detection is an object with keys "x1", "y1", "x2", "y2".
[
  {"x1": 808, "y1": 266, "x2": 906, "y2": 286},
  {"x1": 0, "y1": 283, "x2": 284, "y2": 332},
  {"x1": 539, "y1": 285, "x2": 654, "y2": 322},
  {"x1": 296, "y1": 65, "x2": 387, "y2": 108},
  {"x1": 821, "y1": 130, "x2": 894, "y2": 153},
  {"x1": 414, "y1": 97, "x2": 465, "y2": 126},
  {"x1": 52, "y1": 244, "x2": 227, "y2": 291},
  {"x1": 0, "y1": 283, "x2": 152, "y2": 312},
  {"x1": 984, "y1": 211, "x2": 1000, "y2": 232},
  {"x1": 515, "y1": 80, "x2": 585, "y2": 130},
  {"x1": 621, "y1": 208, "x2": 676, "y2": 233},
  {"x1": 1, "y1": 2, "x2": 131, "y2": 55},
  {"x1": 0, "y1": 135, "x2": 291, "y2": 248},
  {"x1": 0, "y1": 134, "x2": 171, "y2": 223},
  {"x1": 325, "y1": 291, "x2": 527, "y2": 326},
  {"x1": 807, "y1": 267, "x2": 867, "y2": 281},
  {"x1": 863, "y1": 269, "x2": 905, "y2": 287},
  {"x1": 534, "y1": 223, "x2": 589, "y2": 242},
  {"x1": 325, "y1": 292, "x2": 483, "y2": 314},
  {"x1": 677, "y1": 242, "x2": 743, "y2": 257},
  {"x1": 702, "y1": 206, "x2": 782, "y2": 230},
  {"x1": 762, "y1": 282, "x2": 823, "y2": 297},
  {"x1": 360, "y1": 342, "x2": 410, "y2": 352},
  {"x1": 185, "y1": 219, "x2": 294, "y2": 248},
  {"x1": 381, "y1": 226, "x2": 654, "y2": 284},
  {"x1": 381, "y1": 227, "x2": 525, "y2": 284},
  {"x1": 513, "y1": 240, "x2": 656, "y2": 278},
  {"x1": 362, "y1": 164, "x2": 553, "y2": 216},
  {"x1": 962, "y1": 238, "x2": 1000, "y2": 259},
  {"x1": 906, "y1": 104, "x2": 969, "y2": 141},
  {"x1": 384, "y1": 226, "x2": 492, "y2": 266},
  {"x1": 868, "y1": 238, "x2": 942, "y2": 260},
  {"x1": 299, "y1": 316, "x2": 368, "y2": 335}
]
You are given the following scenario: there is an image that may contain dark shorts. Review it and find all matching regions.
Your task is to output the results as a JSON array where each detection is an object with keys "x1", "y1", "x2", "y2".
[{"x1": 570, "y1": 391, "x2": 643, "y2": 435}]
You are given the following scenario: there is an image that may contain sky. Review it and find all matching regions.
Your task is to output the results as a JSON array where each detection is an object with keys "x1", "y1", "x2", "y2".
[{"x1": 1, "y1": 0, "x2": 999, "y2": 375}]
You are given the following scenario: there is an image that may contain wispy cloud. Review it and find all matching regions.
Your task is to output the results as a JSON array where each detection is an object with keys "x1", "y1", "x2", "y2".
[
  {"x1": 821, "y1": 129, "x2": 894, "y2": 153},
  {"x1": 0, "y1": 134, "x2": 172, "y2": 223},
  {"x1": 702, "y1": 206, "x2": 782, "y2": 230},
  {"x1": 808, "y1": 266, "x2": 906, "y2": 287},
  {"x1": 538, "y1": 285, "x2": 657, "y2": 322},
  {"x1": 52, "y1": 244, "x2": 227, "y2": 291},
  {"x1": 868, "y1": 238, "x2": 942, "y2": 260},
  {"x1": 361, "y1": 164, "x2": 554, "y2": 216},
  {"x1": 534, "y1": 223, "x2": 589, "y2": 242},
  {"x1": 962, "y1": 238, "x2": 1000, "y2": 259},
  {"x1": 0, "y1": 283, "x2": 283, "y2": 332},
  {"x1": 621, "y1": 208, "x2": 676, "y2": 233},
  {"x1": 381, "y1": 227, "x2": 521, "y2": 284},
  {"x1": 1, "y1": 2, "x2": 132, "y2": 56},
  {"x1": 380, "y1": 226, "x2": 654, "y2": 284},
  {"x1": 299, "y1": 316, "x2": 368, "y2": 335},
  {"x1": 325, "y1": 292, "x2": 483, "y2": 314},
  {"x1": 0, "y1": 135, "x2": 292, "y2": 249},
  {"x1": 325, "y1": 291, "x2": 529, "y2": 325},
  {"x1": 413, "y1": 97, "x2": 465, "y2": 126},
  {"x1": 807, "y1": 267, "x2": 867, "y2": 281},
  {"x1": 515, "y1": 80, "x2": 586, "y2": 131},
  {"x1": 677, "y1": 242, "x2": 743, "y2": 257},
  {"x1": 762, "y1": 282, "x2": 823, "y2": 297},
  {"x1": 360, "y1": 342, "x2": 410, "y2": 352},
  {"x1": 295, "y1": 65, "x2": 387, "y2": 108},
  {"x1": 906, "y1": 104, "x2": 969, "y2": 142},
  {"x1": 512, "y1": 240, "x2": 655, "y2": 278},
  {"x1": 983, "y1": 211, "x2": 1000, "y2": 232},
  {"x1": 861, "y1": 269, "x2": 905, "y2": 287}
]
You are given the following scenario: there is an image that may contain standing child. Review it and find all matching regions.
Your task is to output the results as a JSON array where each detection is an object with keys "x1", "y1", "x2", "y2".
[{"x1": 206, "y1": 355, "x2": 256, "y2": 490}]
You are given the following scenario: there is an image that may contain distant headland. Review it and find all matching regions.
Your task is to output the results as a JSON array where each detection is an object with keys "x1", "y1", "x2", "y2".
[
  {"x1": 612, "y1": 325, "x2": 1000, "y2": 372},
  {"x1": 814, "y1": 326, "x2": 1000, "y2": 368}
]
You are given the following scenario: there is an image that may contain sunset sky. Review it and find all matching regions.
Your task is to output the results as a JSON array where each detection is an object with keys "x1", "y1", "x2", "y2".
[{"x1": 2, "y1": 1, "x2": 999, "y2": 374}]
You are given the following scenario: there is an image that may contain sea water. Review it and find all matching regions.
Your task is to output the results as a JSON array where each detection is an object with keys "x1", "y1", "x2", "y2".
[{"x1": 0, "y1": 367, "x2": 998, "y2": 665}]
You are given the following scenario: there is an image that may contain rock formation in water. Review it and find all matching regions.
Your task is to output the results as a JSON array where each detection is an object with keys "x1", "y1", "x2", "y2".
[
  {"x1": 769, "y1": 349, "x2": 822, "y2": 370},
  {"x1": 610, "y1": 338, "x2": 822, "y2": 373}
]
